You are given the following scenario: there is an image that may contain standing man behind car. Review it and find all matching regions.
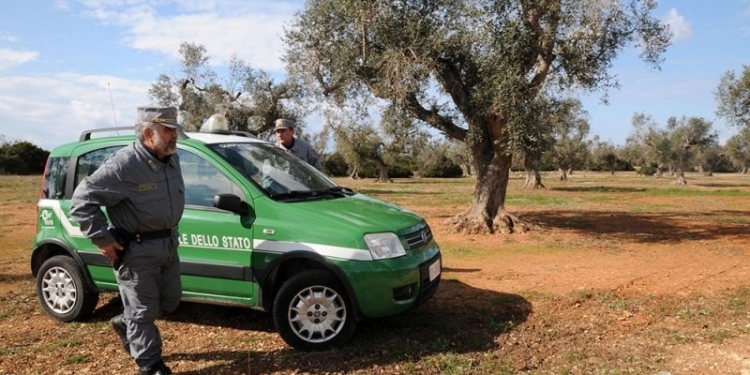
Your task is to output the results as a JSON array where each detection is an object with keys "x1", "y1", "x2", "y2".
[
  {"x1": 70, "y1": 106, "x2": 185, "y2": 375},
  {"x1": 274, "y1": 118, "x2": 323, "y2": 170}
]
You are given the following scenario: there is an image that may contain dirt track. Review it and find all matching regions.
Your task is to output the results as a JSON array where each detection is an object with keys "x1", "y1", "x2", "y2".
[{"x1": 2, "y1": 174, "x2": 750, "y2": 374}]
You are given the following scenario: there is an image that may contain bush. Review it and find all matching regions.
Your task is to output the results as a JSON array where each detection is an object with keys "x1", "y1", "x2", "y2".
[
  {"x1": 388, "y1": 164, "x2": 413, "y2": 178},
  {"x1": 637, "y1": 164, "x2": 658, "y2": 176},
  {"x1": 323, "y1": 152, "x2": 349, "y2": 177},
  {"x1": 421, "y1": 155, "x2": 464, "y2": 178},
  {"x1": 0, "y1": 141, "x2": 49, "y2": 175}
]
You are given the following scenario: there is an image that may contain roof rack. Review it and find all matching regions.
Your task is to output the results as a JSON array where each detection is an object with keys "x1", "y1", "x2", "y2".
[
  {"x1": 78, "y1": 127, "x2": 191, "y2": 141},
  {"x1": 79, "y1": 127, "x2": 135, "y2": 141}
]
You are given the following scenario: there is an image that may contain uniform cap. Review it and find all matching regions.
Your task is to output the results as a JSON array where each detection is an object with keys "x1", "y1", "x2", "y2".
[
  {"x1": 137, "y1": 106, "x2": 181, "y2": 128},
  {"x1": 274, "y1": 118, "x2": 295, "y2": 131}
]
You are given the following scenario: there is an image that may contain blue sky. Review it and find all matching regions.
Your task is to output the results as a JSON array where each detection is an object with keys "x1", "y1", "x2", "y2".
[{"x1": 0, "y1": 0, "x2": 748, "y2": 151}]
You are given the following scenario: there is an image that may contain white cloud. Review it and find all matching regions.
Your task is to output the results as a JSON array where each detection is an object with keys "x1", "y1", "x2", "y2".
[
  {"x1": 0, "y1": 33, "x2": 20, "y2": 43},
  {"x1": 663, "y1": 8, "x2": 693, "y2": 42},
  {"x1": 0, "y1": 74, "x2": 151, "y2": 150},
  {"x1": 75, "y1": 0, "x2": 299, "y2": 72},
  {"x1": 0, "y1": 48, "x2": 39, "y2": 70}
]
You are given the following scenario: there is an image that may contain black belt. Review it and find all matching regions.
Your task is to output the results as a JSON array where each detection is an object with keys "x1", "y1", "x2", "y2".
[
  {"x1": 134, "y1": 228, "x2": 177, "y2": 243},
  {"x1": 110, "y1": 226, "x2": 176, "y2": 245}
]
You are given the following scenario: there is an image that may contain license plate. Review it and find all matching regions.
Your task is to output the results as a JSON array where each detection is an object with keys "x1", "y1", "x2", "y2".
[{"x1": 428, "y1": 258, "x2": 441, "y2": 281}]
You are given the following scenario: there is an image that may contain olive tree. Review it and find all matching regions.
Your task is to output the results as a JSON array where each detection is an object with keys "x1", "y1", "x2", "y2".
[
  {"x1": 715, "y1": 65, "x2": 750, "y2": 129},
  {"x1": 546, "y1": 98, "x2": 591, "y2": 181},
  {"x1": 284, "y1": 0, "x2": 670, "y2": 234},
  {"x1": 724, "y1": 128, "x2": 750, "y2": 173},
  {"x1": 629, "y1": 114, "x2": 717, "y2": 184},
  {"x1": 150, "y1": 42, "x2": 305, "y2": 134}
]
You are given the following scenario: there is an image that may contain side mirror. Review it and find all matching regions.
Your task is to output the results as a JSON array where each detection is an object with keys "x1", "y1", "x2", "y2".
[{"x1": 213, "y1": 194, "x2": 250, "y2": 216}]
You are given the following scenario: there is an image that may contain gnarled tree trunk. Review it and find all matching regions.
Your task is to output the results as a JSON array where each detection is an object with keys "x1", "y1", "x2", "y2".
[
  {"x1": 374, "y1": 159, "x2": 392, "y2": 183},
  {"x1": 523, "y1": 153, "x2": 545, "y2": 189},
  {"x1": 447, "y1": 125, "x2": 529, "y2": 234},
  {"x1": 673, "y1": 168, "x2": 688, "y2": 185}
]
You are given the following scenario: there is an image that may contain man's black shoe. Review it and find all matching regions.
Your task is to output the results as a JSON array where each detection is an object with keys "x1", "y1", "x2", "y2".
[
  {"x1": 110, "y1": 315, "x2": 130, "y2": 354},
  {"x1": 139, "y1": 360, "x2": 172, "y2": 375}
]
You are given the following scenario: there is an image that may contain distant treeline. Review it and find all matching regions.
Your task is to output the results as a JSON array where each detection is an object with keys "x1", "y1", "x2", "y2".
[{"x1": 0, "y1": 140, "x2": 49, "y2": 175}]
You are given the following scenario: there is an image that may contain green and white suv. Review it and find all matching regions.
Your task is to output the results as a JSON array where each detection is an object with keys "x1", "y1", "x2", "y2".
[{"x1": 31, "y1": 125, "x2": 441, "y2": 351}]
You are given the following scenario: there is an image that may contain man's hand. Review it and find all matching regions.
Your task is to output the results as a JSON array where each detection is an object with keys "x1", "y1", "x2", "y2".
[{"x1": 98, "y1": 241, "x2": 124, "y2": 262}]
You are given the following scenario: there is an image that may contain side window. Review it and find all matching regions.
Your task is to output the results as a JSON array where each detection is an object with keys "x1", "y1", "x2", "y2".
[
  {"x1": 74, "y1": 146, "x2": 124, "y2": 187},
  {"x1": 178, "y1": 149, "x2": 244, "y2": 208},
  {"x1": 42, "y1": 157, "x2": 70, "y2": 199}
]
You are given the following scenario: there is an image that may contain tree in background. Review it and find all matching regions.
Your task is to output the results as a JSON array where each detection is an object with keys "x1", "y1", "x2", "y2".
[
  {"x1": 444, "y1": 139, "x2": 473, "y2": 176},
  {"x1": 548, "y1": 98, "x2": 591, "y2": 181},
  {"x1": 627, "y1": 113, "x2": 671, "y2": 176},
  {"x1": 328, "y1": 104, "x2": 426, "y2": 181},
  {"x1": 715, "y1": 65, "x2": 750, "y2": 128},
  {"x1": 517, "y1": 96, "x2": 554, "y2": 189},
  {"x1": 284, "y1": 0, "x2": 670, "y2": 234},
  {"x1": 665, "y1": 116, "x2": 717, "y2": 184},
  {"x1": 628, "y1": 114, "x2": 717, "y2": 184},
  {"x1": 590, "y1": 137, "x2": 627, "y2": 175},
  {"x1": 417, "y1": 139, "x2": 466, "y2": 178},
  {"x1": 695, "y1": 142, "x2": 724, "y2": 176},
  {"x1": 149, "y1": 42, "x2": 305, "y2": 134},
  {"x1": 724, "y1": 128, "x2": 750, "y2": 173},
  {"x1": 0, "y1": 140, "x2": 49, "y2": 175}
]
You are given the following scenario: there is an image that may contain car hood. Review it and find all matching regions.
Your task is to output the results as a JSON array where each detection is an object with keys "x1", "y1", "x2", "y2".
[{"x1": 253, "y1": 193, "x2": 426, "y2": 249}]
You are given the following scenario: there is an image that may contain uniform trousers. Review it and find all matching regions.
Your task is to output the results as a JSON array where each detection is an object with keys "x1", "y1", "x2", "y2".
[{"x1": 116, "y1": 236, "x2": 181, "y2": 369}]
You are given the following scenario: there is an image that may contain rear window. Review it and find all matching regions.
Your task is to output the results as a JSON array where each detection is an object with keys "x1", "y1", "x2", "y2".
[
  {"x1": 41, "y1": 157, "x2": 69, "y2": 199},
  {"x1": 74, "y1": 146, "x2": 124, "y2": 187}
]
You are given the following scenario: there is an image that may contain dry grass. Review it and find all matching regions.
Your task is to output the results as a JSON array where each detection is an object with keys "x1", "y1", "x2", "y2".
[{"x1": 1, "y1": 172, "x2": 750, "y2": 374}]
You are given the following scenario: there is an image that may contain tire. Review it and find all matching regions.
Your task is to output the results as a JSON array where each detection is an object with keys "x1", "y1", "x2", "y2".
[
  {"x1": 36, "y1": 255, "x2": 99, "y2": 322},
  {"x1": 272, "y1": 269, "x2": 357, "y2": 351}
]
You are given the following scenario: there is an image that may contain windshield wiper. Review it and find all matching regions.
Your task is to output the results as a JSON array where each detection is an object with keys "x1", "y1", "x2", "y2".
[
  {"x1": 321, "y1": 186, "x2": 355, "y2": 196},
  {"x1": 269, "y1": 187, "x2": 355, "y2": 200},
  {"x1": 268, "y1": 190, "x2": 316, "y2": 200}
]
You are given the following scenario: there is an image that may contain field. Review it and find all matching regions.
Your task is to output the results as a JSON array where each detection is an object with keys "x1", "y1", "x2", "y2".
[{"x1": 1, "y1": 172, "x2": 750, "y2": 375}]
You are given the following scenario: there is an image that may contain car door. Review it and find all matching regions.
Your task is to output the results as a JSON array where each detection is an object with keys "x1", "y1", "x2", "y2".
[{"x1": 176, "y1": 147, "x2": 257, "y2": 306}]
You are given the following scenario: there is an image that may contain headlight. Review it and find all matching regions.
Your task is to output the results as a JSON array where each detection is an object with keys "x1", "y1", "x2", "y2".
[{"x1": 364, "y1": 232, "x2": 406, "y2": 260}]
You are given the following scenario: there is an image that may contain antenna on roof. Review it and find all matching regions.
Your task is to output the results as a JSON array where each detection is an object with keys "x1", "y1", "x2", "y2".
[{"x1": 107, "y1": 82, "x2": 118, "y2": 127}]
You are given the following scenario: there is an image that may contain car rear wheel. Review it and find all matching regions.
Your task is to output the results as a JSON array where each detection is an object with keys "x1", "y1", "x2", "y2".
[
  {"x1": 36, "y1": 255, "x2": 99, "y2": 322},
  {"x1": 272, "y1": 269, "x2": 357, "y2": 351}
]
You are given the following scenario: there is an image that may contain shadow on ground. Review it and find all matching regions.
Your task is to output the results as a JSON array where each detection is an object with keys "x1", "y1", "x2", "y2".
[
  {"x1": 526, "y1": 210, "x2": 750, "y2": 243},
  {"x1": 93, "y1": 277, "x2": 530, "y2": 374}
]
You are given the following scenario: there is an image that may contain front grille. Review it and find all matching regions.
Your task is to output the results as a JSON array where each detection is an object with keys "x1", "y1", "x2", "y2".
[{"x1": 404, "y1": 225, "x2": 433, "y2": 249}]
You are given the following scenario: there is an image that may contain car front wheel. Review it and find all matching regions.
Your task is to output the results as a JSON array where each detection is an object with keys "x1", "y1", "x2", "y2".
[
  {"x1": 36, "y1": 255, "x2": 99, "y2": 322},
  {"x1": 272, "y1": 269, "x2": 357, "y2": 351}
]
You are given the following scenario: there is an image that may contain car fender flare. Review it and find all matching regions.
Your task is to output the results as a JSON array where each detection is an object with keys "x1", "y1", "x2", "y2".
[
  {"x1": 254, "y1": 250, "x2": 364, "y2": 320},
  {"x1": 31, "y1": 239, "x2": 99, "y2": 292}
]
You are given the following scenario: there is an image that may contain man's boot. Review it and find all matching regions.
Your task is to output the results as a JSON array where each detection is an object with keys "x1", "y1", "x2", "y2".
[
  {"x1": 109, "y1": 315, "x2": 130, "y2": 354},
  {"x1": 139, "y1": 360, "x2": 172, "y2": 375}
]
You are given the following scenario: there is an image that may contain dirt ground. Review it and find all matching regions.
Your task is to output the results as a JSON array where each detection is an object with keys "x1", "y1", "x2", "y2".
[{"x1": 1, "y1": 174, "x2": 750, "y2": 374}]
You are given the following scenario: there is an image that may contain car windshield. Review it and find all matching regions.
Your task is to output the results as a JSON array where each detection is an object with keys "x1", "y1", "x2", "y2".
[{"x1": 208, "y1": 142, "x2": 352, "y2": 201}]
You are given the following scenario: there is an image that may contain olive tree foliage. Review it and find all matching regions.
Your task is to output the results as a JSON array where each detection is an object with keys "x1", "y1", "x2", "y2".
[
  {"x1": 724, "y1": 128, "x2": 750, "y2": 173},
  {"x1": 666, "y1": 117, "x2": 718, "y2": 184},
  {"x1": 516, "y1": 96, "x2": 555, "y2": 190},
  {"x1": 545, "y1": 98, "x2": 591, "y2": 181},
  {"x1": 149, "y1": 42, "x2": 305, "y2": 134},
  {"x1": 283, "y1": 0, "x2": 670, "y2": 234},
  {"x1": 444, "y1": 139, "x2": 473, "y2": 176},
  {"x1": 715, "y1": 65, "x2": 750, "y2": 129},
  {"x1": 328, "y1": 103, "x2": 429, "y2": 181},
  {"x1": 626, "y1": 113, "x2": 670, "y2": 176},
  {"x1": 628, "y1": 113, "x2": 717, "y2": 184},
  {"x1": 695, "y1": 142, "x2": 723, "y2": 176},
  {"x1": 589, "y1": 137, "x2": 624, "y2": 175}
]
